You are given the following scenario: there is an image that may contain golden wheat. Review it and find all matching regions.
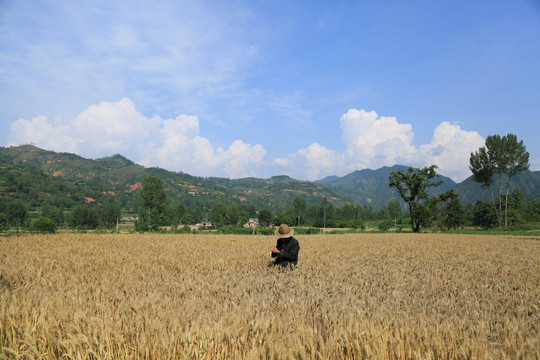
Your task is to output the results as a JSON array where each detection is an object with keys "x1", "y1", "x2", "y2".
[{"x1": 1, "y1": 233, "x2": 539, "y2": 359}]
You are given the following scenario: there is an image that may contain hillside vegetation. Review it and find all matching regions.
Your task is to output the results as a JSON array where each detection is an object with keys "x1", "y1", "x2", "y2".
[
  {"x1": 3, "y1": 145, "x2": 539, "y2": 215},
  {"x1": 0, "y1": 145, "x2": 354, "y2": 212},
  {"x1": 2, "y1": 145, "x2": 540, "y2": 234}
]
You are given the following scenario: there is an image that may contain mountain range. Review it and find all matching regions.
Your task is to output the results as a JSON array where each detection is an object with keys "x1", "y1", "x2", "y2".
[{"x1": 1, "y1": 145, "x2": 539, "y2": 212}]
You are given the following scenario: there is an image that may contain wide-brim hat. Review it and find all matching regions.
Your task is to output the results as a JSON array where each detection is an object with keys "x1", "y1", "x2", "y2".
[{"x1": 275, "y1": 224, "x2": 294, "y2": 238}]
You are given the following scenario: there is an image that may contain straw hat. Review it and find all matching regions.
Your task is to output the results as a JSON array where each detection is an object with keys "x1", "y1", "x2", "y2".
[{"x1": 275, "y1": 224, "x2": 294, "y2": 238}]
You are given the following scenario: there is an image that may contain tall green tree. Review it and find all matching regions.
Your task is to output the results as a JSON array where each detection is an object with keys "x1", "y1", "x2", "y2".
[
  {"x1": 469, "y1": 133, "x2": 529, "y2": 227},
  {"x1": 42, "y1": 205, "x2": 65, "y2": 227},
  {"x1": 99, "y1": 203, "x2": 122, "y2": 229},
  {"x1": 473, "y1": 201, "x2": 498, "y2": 229},
  {"x1": 227, "y1": 203, "x2": 240, "y2": 226},
  {"x1": 445, "y1": 197, "x2": 465, "y2": 230},
  {"x1": 209, "y1": 203, "x2": 228, "y2": 229},
  {"x1": 388, "y1": 165, "x2": 443, "y2": 233},
  {"x1": 388, "y1": 199, "x2": 403, "y2": 221},
  {"x1": 0, "y1": 213, "x2": 9, "y2": 232},
  {"x1": 68, "y1": 206, "x2": 99, "y2": 230},
  {"x1": 138, "y1": 175, "x2": 168, "y2": 230},
  {"x1": 258, "y1": 208, "x2": 272, "y2": 227},
  {"x1": 431, "y1": 189, "x2": 460, "y2": 230},
  {"x1": 6, "y1": 200, "x2": 28, "y2": 234},
  {"x1": 321, "y1": 197, "x2": 330, "y2": 230},
  {"x1": 293, "y1": 196, "x2": 306, "y2": 226}
]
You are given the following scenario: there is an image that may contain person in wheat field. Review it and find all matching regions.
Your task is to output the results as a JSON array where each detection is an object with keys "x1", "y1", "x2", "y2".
[{"x1": 271, "y1": 224, "x2": 300, "y2": 268}]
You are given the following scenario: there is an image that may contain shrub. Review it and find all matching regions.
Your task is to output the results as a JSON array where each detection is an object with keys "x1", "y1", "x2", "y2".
[
  {"x1": 30, "y1": 216, "x2": 56, "y2": 234},
  {"x1": 254, "y1": 227, "x2": 275, "y2": 236},
  {"x1": 295, "y1": 227, "x2": 322, "y2": 235},
  {"x1": 0, "y1": 213, "x2": 9, "y2": 232},
  {"x1": 378, "y1": 220, "x2": 393, "y2": 232}
]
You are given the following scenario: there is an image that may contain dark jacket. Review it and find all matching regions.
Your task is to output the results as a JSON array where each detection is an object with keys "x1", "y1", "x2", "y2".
[{"x1": 271, "y1": 236, "x2": 300, "y2": 267}]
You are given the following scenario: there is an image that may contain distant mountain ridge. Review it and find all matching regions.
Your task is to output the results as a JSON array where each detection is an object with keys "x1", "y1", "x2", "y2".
[
  {"x1": 317, "y1": 165, "x2": 457, "y2": 209},
  {"x1": 318, "y1": 165, "x2": 540, "y2": 207},
  {"x1": 1, "y1": 145, "x2": 539, "y2": 211}
]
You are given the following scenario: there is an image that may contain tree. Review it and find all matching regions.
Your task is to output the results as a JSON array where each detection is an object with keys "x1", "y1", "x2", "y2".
[
  {"x1": 181, "y1": 213, "x2": 196, "y2": 225},
  {"x1": 388, "y1": 165, "x2": 443, "y2": 233},
  {"x1": 226, "y1": 203, "x2": 240, "y2": 226},
  {"x1": 138, "y1": 175, "x2": 168, "y2": 230},
  {"x1": 0, "y1": 213, "x2": 9, "y2": 233},
  {"x1": 469, "y1": 134, "x2": 529, "y2": 227},
  {"x1": 99, "y1": 203, "x2": 121, "y2": 229},
  {"x1": 431, "y1": 189, "x2": 460, "y2": 230},
  {"x1": 473, "y1": 201, "x2": 498, "y2": 229},
  {"x1": 42, "y1": 205, "x2": 65, "y2": 227},
  {"x1": 68, "y1": 206, "x2": 99, "y2": 230},
  {"x1": 321, "y1": 197, "x2": 330, "y2": 231},
  {"x1": 258, "y1": 208, "x2": 272, "y2": 227},
  {"x1": 273, "y1": 213, "x2": 295, "y2": 227},
  {"x1": 524, "y1": 199, "x2": 540, "y2": 222},
  {"x1": 445, "y1": 197, "x2": 465, "y2": 229},
  {"x1": 166, "y1": 204, "x2": 185, "y2": 226},
  {"x1": 209, "y1": 203, "x2": 228, "y2": 229},
  {"x1": 6, "y1": 200, "x2": 28, "y2": 234},
  {"x1": 293, "y1": 196, "x2": 306, "y2": 226},
  {"x1": 388, "y1": 199, "x2": 403, "y2": 221},
  {"x1": 338, "y1": 204, "x2": 357, "y2": 223},
  {"x1": 378, "y1": 219, "x2": 393, "y2": 232},
  {"x1": 508, "y1": 189, "x2": 527, "y2": 225}
]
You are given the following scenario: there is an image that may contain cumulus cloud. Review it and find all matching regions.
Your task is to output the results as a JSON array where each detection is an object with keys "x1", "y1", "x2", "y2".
[
  {"x1": 272, "y1": 143, "x2": 345, "y2": 180},
  {"x1": 6, "y1": 99, "x2": 484, "y2": 182},
  {"x1": 340, "y1": 109, "x2": 418, "y2": 169},
  {"x1": 274, "y1": 109, "x2": 484, "y2": 181},
  {"x1": 8, "y1": 98, "x2": 158, "y2": 158},
  {"x1": 419, "y1": 122, "x2": 485, "y2": 182},
  {"x1": 7, "y1": 98, "x2": 267, "y2": 178},
  {"x1": 140, "y1": 122, "x2": 267, "y2": 179}
]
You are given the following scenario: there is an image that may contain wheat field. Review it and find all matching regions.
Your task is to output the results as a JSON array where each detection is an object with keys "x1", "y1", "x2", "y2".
[{"x1": 1, "y1": 233, "x2": 539, "y2": 359}]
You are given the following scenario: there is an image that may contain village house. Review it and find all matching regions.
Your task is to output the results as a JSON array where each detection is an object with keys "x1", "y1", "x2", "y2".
[
  {"x1": 243, "y1": 218, "x2": 259, "y2": 228},
  {"x1": 160, "y1": 221, "x2": 214, "y2": 232}
]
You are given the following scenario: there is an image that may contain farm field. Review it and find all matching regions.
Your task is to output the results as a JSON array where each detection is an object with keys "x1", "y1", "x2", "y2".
[{"x1": 1, "y1": 233, "x2": 539, "y2": 359}]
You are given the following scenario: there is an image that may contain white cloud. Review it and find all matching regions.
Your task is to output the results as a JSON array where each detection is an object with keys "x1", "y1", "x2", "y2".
[
  {"x1": 273, "y1": 109, "x2": 485, "y2": 182},
  {"x1": 340, "y1": 109, "x2": 419, "y2": 170},
  {"x1": 419, "y1": 121, "x2": 485, "y2": 182},
  {"x1": 8, "y1": 97, "x2": 158, "y2": 158},
  {"x1": 269, "y1": 108, "x2": 419, "y2": 181},
  {"x1": 217, "y1": 140, "x2": 267, "y2": 178},
  {"x1": 139, "y1": 115, "x2": 267, "y2": 178},
  {"x1": 272, "y1": 143, "x2": 345, "y2": 181},
  {"x1": 8, "y1": 98, "x2": 267, "y2": 179},
  {"x1": 6, "y1": 99, "x2": 485, "y2": 182}
]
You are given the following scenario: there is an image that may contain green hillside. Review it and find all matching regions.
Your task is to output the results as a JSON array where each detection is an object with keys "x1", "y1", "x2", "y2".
[
  {"x1": 318, "y1": 165, "x2": 457, "y2": 209},
  {"x1": 0, "y1": 145, "x2": 354, "y2": 212},
  {"x1": 205, "y1": 175, "x2": 356, "y2": 211},
  {"x1": 2, "y1": 145, "x2": 538, "y2": 213},
  {"x1": 455, "y1": 171, "x2": 540, "y2": 203}
]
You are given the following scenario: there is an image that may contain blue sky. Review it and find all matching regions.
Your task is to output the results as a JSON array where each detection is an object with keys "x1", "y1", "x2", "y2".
[{"x1": 1, "y1": 0, "x2": 539, "y2": 182}]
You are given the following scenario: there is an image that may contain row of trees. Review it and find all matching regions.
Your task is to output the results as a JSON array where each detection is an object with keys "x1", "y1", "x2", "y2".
[
  {"x1": 134, "y1": 172, "x2": 539, "y2": 233},
  {"x1": 0, "y1": 197, "x2": 122, "y2": 233},
  {"x1": 469, "y1": 134, "x2": 529, "y2": 227},
  {"x1": 1, "y1": 133, "x2": 534, "y2": 234},
  {"x1": 2, "y1": 182, "x2": 538, "y2": 234},
  {"x1": 387, "y1": 133, "x2": 530, "y2": 232}
]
